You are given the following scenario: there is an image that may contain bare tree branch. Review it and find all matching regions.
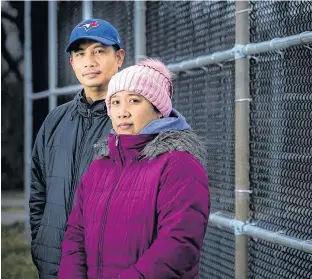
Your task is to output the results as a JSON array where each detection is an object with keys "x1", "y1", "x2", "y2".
[
  {"x1": 1, "y1": 68, "x2": 11, "y2": 81},
  {"x1": 1, "y1": 10, "x2": 17, "y2": 24},
  {"x1": 9, "y1": 1, "x2": 24, "y2": 47},
  {"x1": 1, "y1": 23, "x2": 23, "y2": 81}
]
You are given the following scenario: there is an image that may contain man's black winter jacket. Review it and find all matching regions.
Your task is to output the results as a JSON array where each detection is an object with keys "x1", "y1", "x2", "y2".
[{"x1": 29, "y1": 91, "x2": 111, "y2": 279}]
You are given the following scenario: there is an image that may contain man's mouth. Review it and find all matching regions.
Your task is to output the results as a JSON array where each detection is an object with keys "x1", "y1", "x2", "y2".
[{"x1": 83, "y1": 71, "x2": 101, "y2": 78}]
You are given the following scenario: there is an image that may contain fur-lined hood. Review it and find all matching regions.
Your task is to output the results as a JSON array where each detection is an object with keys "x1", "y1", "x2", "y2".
[{"x1": 94, "y1": 130, "x2": 207, "y2": 168}]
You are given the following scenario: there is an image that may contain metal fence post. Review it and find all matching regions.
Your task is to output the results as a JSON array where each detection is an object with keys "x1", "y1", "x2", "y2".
[
  {"x1": 235, "y1": 1, "x2": 250, "y2": 279},
  {"x1": 48, "y1": 0, "x2": 57, "y2": 111},
  {"x1": 24, "y1": 0, "x2": 33, "y2": 233},
  {"x1": 82, "y1": 0, "x2": 93, "y2": 20},
  {"x1": 134, "y1": 1, "x2": 146, "y2": 63}
]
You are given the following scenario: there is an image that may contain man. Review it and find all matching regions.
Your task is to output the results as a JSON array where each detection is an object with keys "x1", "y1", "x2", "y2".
[{"x1": 29, "y1": 18, "x2": 125, "y2": 279}]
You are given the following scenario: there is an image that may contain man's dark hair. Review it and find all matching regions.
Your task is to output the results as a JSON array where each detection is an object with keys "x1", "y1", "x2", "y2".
[{"x1": 112, "y1": 44, "x2": 120, "y2": 52}]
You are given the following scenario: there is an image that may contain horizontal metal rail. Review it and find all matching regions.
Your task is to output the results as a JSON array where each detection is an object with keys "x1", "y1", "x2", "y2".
[
  {"x1": 31, "y1": 84, "x2": 82, "y2": 100},
  {"x1": 32, "y1": 31, "x2": 312, "y2": 100},
  {"x1": 209, "y1": 212, "x2": 312, "y2": 254},
  {"x1": 167, "y1": 31, "x2": 312, "y2": 72}
]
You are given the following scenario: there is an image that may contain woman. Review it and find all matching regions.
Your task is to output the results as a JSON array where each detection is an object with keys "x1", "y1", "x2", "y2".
[{"x1": 58, "y1": 59, "x2": 210, "y2": 279}]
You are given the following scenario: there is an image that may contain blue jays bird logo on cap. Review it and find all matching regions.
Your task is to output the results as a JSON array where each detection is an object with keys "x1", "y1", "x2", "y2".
[{"x1": 79, "y1": 21, "x2": 99, "y2": 31}]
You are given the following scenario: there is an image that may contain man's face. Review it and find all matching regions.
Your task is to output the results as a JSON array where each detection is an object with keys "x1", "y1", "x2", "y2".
[{"x1": 70, "y1": 40, "x2": 124, "y2": 91}]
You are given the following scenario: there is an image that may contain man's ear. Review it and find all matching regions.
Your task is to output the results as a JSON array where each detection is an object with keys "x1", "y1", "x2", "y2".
[
  {"x1": 116, "y1": 49, "x2": 125, "y2": 67},
  {"x1": 69, "y1": 57, "x2": 75, "y2": 71}
]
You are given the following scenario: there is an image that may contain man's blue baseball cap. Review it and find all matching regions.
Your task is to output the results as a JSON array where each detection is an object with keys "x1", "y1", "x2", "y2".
[{"x1": 65, "y1": 18, "x2": 122, "y2": 53}]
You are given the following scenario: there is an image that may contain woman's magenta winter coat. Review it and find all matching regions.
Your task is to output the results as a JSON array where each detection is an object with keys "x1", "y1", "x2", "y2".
[{"x1": 58, "y1": 131, "x2": 209, "y2": 279}]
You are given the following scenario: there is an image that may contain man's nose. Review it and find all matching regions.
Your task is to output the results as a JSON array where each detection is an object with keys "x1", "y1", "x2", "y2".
[{"x1": 84, "y1": 53, "x2": 97, "y2": 68}]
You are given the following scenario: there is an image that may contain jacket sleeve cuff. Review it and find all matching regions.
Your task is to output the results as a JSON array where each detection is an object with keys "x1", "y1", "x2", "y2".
[{"x1": 117, "y1": 266, "x2": 142, "y2": 279}]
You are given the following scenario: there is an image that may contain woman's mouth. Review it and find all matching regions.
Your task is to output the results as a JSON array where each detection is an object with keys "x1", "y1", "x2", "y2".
[{"x1": 118, "y1": 123, "x2": 133, "y2": 130}]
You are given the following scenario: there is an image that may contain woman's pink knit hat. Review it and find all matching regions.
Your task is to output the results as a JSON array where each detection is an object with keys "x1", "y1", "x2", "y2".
[{"x1": 106, "y1": 58, "x2": 173, "y2": 117}]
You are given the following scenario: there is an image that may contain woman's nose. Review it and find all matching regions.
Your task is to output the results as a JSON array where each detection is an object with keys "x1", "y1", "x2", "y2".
[{"x1": 118, "y1": 104, "x2": 130, "y2": 118}]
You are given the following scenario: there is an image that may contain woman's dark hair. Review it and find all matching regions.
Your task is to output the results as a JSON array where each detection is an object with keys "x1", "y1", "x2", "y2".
[{"x1": 152, "y1": 104, "x2": 160, "y2": 113}]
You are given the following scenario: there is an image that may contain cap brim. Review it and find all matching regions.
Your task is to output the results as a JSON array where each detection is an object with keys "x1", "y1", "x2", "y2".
[{"x1": 65, "y1": 36, "x2": 121, "y2": 53}]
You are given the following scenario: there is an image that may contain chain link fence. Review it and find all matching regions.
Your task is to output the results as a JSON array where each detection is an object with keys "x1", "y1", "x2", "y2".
[
  {"x1": 248, "y1": 1, "x2": 312, "y2": 279},
  {"x1": 32, "y1": 1, "x2": 312, "y2": 278}
]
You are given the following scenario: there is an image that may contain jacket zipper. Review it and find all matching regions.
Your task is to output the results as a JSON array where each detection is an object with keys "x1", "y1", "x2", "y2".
[
  {"x1": 97, "y1": 135, "x2": 127, "y2": 277},
  {"x1": 115, "y1": 135, "x2": 125, "y2": 165},
  {"x1": 115, "y1": 134, "x2": 119, "y2": 146},
  {"x1": 75, "y1": 109, "x2": 92, "y2": 176},
  {"x1": 68, "y1": 109, "x2": 92, "y2": 215}
]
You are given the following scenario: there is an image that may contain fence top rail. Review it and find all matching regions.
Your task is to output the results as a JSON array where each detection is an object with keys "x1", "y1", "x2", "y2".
[
  {"x1": 31, "y1": 31, "x2": 312, "y2": 99},
  {"x1": 167, "y1": 31, "x2": 312, "y2": 73}
]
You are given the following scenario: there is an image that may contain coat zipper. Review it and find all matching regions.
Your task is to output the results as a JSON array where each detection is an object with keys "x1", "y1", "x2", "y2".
[
  {"x1": 115, "y1": 134, "x2": 119, "y2": 146},
  {"x1": 97, "y1": 135, "x2": 127, "y2": 277},
  {"x1": 75, "y1": 109, "x2": 92, "y2": 177},
  {"x1": 68, "y1": 109, "x2": 92, "y2": 215},
  {"x1": 115, "y1": 135, "x2": 125, "y2": 165}
]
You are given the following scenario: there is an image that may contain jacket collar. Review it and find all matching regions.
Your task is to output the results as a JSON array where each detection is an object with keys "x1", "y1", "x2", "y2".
[
  {"x1": 94, "y1": 130, "x2": 207, "y2": 167},
  {"x1": 73, "y1": 90, "x2": 108, "y2": 118},
  {"x1": 108, "y1": 134, "x2": 157, "y2": 164}
]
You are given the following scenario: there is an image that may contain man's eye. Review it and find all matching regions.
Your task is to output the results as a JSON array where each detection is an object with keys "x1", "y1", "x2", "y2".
[
  {"x1": 111, "y1": 100, "x2": 119, "y2": 105},
  {"x1": 95, "y1": 49, "x2": 105, "y2": 54},
  {"x1": 75, "y1": 52, "x2": 84, "y2": 57}
]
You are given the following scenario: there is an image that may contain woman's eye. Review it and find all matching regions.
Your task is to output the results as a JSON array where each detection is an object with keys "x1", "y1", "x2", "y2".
[
  {"x1": 130, "y1": 99, "x2": 139, "y2": 103},
  {"x1": 111, "y1": 100, "x2": 119, "y2": 105}
]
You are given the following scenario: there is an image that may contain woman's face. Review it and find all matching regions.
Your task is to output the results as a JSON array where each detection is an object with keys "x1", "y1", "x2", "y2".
[{"x1": 110, "y1": 91, "x2": 162, "y2": 135}]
